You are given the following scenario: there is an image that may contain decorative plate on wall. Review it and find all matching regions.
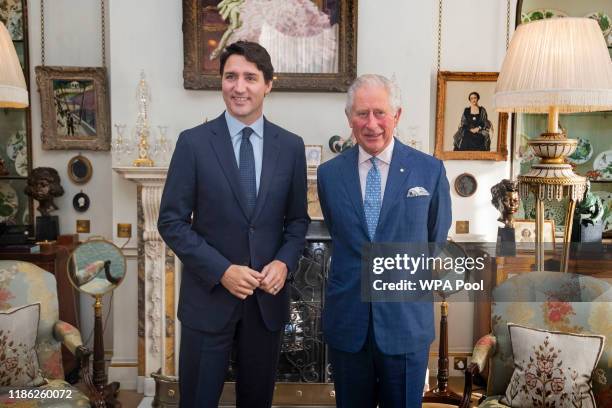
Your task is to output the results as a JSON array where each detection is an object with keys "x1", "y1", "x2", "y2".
[
  {"x1": 0, "y1": 0, "x2": 23, "y2": 40},
  {"x1": 520, "y1": 193, "x2": 567, "y2": 230},
  {"x1": 592, "y1": 191, "x2": 612, "y2": 233},
  {"x1": 454, "y1": 173, "x2": 478, "y2": 197},
  {"x1": 567, "y1": 137, "x2": 593, "y2": 165},
  {"x1": 521, "y1": 9, "x2": 568, "y2": 23},
  {"x1": 6, "y1": 130, "x2": 28, "y2": 176},
  {"x1": 0, "y1": 182, "x2": 19, "y2": 223},
  {"x1": 593, "y1": 150, "x2": 612, "y2": 181},
  {"x1": 584, "y1": 11, "x2": 612, "y2": 46}
]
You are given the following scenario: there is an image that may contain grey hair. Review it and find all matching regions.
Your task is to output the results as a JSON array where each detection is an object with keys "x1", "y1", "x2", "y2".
[{"x1": 344, "y1": 74, "x2": 402, "y2": 116}]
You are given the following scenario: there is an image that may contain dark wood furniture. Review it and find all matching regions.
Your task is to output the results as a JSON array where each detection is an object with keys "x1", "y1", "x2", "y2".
[{"x1": 0, "y1": 241, "x2": 80, "y2": 377}]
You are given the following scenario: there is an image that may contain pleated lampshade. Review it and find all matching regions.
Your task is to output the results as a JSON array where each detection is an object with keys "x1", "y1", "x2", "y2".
[
  {"x1": 494, "y1": 18, "x2": 612, "y2": 113},
  {"x1": 0, "y1": 21, "x2": 28, "y2": 108}
]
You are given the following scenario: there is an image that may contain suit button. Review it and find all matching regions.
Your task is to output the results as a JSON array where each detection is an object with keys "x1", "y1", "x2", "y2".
[{"x1": 249, "y1": 225, "x2": 255, "y2": 233}]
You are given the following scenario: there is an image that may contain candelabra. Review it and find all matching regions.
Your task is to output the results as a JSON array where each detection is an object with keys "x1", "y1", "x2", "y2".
[{"x1": 133, "y1": 71, "x2": 154, "y2": 167}]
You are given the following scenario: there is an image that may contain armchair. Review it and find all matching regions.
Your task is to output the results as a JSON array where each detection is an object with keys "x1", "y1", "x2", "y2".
[
  {"x1": 0, "y1": 260, "x2": 92, "y2": 407},
  {"x1": 461, "y1": 271, "x2": 611, "y2": 408}
]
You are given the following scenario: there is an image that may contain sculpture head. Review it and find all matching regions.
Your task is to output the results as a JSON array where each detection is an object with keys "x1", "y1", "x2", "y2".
[
  {"x1": 491, "y1": 179, "x2": 519, "y2": 227},
  {"x1": 25, "y1": 167, "x2": 64, "y2": 216}
]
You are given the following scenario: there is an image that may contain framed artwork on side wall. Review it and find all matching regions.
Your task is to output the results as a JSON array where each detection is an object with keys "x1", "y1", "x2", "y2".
[
  {"x1": 435, "y1": 71, "x2": 508, "y2": 161},
  {"x1": 182, "y1": 0, "x2": 357, "y2": 91},
  {"x1": 35, "y1": 66, "x2": 110, "y2": 150}
]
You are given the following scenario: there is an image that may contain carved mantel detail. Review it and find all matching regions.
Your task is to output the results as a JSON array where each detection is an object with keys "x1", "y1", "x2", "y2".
[{"x1": 113, "y1": 167, "x2": 171, "y2": 388}]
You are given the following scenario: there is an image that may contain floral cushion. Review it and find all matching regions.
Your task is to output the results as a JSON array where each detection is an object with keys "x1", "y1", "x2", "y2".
[
  {"x1": 502, "y1": 324, "x2": 604, "y2": 408},
  {"x1": 0, "y1": 261, "x2": 65, "y2": 380},
  {"x1": 487, "y1": 271, "x2": 612, "y2": 407},
  {"x1": 0, "y1": 303, "x2": 45, "y2": 387}
]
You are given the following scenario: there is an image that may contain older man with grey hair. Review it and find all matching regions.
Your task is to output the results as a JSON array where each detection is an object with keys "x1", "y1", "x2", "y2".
[{"x1": 317, "y1": 74, "x2": 452, "y2": 407}]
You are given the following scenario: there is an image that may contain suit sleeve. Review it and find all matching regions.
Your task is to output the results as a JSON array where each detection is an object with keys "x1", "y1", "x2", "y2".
[
  {"x1": 157, "y1": 132, "x2": 231, "y2": 291},
  {"x1": 274, "y1": 137, "x2": 310, "y2": 273},
  {"x1": 427, "y1": 161, "x2": 452, "y2": 243}
]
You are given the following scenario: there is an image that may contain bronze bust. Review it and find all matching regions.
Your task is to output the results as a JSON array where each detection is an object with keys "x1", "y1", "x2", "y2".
[
  {"x1": 491, "y1": 179, "x2": 519, "y2": 228},
  {"x1": 24, "y1": 167, "x2": 64, "y2": 216}
]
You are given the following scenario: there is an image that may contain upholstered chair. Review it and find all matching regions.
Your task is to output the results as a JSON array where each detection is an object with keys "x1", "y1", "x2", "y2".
[
  {"x1": 460, "y1": 271, "x2": 611, "y2": 408},
  {"x1": 0, "y1": 260, "x2": 92, "y2": 407}
]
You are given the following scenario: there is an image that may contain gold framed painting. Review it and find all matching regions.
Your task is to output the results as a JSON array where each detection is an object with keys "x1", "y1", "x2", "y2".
[
  {"x1": 35, "y1": 66, "x2": 110, "y2": 151},
  {"x1": 435, "y1": 71, "x2": 508, "y2": 161},
  {"x1": 182, "y1": 0, "x2": 357, "y2": 92}
]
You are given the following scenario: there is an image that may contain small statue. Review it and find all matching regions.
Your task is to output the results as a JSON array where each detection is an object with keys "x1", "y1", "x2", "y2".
[
  {"x1": 491, "y1": 179, "x2": 519, "y2": 228},
  {"x1": 24, "y1": 167, "x2": 64, "y2": 216},
  {"x1": 575, "y1": 181, "x2": 604, "y2": 227}
]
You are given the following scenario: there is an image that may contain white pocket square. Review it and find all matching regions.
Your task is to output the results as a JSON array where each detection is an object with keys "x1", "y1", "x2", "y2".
[{"x1": 407, "y1": 187, "x2": 429, "y2": 197}]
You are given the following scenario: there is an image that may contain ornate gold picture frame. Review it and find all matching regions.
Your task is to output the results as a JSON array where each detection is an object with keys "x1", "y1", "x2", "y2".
[
  {"x1": 182, "y1": 0, "x2": 357, "y2": 92},
  {"x1": 35, "y1": 66, "x2": 110, "y2": 151},
  {"x1": 435, "y1": 71, "x2": 508, "y2": 161}
]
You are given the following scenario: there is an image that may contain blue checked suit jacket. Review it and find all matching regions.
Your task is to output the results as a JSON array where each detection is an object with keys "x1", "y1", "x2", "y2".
[{"x1": 317, "y1": 140, "x2": 452, "y2": 355}]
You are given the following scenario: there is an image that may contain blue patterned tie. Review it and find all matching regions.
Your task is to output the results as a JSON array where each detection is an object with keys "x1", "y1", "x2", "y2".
[
  {"x1": 364, "y1": 157, "x2": 381, "y2": 240},
  {"x1": 239, "y1": 127, "x2": 257, "y2": 215}
]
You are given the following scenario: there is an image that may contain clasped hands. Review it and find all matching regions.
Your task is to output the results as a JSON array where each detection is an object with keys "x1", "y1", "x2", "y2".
[
  {"x1": 469, "y1": 126, "x2": 481, "y2": 133},
  {"x1": 220, "y1": 260, "x2": 287, "y2": 300}
]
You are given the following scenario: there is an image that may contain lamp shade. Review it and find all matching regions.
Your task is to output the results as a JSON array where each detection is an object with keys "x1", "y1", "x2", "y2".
[
  {"x1": 495, "y1": 18, "x2": 612, "y2": 113},
  {"x1": 0, "y1": 21, "x2": 28, "y2": 108}
]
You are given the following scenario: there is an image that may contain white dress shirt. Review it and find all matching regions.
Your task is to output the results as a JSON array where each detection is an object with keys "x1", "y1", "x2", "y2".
[{"x1": 358, "y1": 138, "x2": 395, "y2": 202}]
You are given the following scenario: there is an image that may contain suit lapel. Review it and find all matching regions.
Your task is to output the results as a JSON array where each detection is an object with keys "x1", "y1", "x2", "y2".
[
  {"x1": 340, "y1": 146, "x2": 369, "y2": 238},
  {"x1": 209, "y1": 114, "x2": 250, "y2": 220},
  {"x1": 377, "y1": 140, "x2": 412, "y2": 231},
  {"x1": 251, "y1": 118, "x2": 280, "y2": 221}
]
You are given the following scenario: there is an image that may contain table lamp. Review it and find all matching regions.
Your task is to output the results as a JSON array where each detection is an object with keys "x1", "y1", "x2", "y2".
[
  {"x1": 494, "y1": 18, "x2": 612, "y2": 271},
  {"x1": 0, "y1": 21, "x2": 28, "y2": 108}
]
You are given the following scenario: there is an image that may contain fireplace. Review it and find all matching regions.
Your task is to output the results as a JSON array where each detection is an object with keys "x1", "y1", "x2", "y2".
[{"x1": 114, "y1": 167, "x2": 336, "y2": 405}]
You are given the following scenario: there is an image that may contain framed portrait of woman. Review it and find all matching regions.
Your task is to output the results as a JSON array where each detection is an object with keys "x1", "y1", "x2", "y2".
[
  {"x1": 434, "y1": 72, "x2": 508, "y2": 161},
  {"x1": 182, "y1": 0, "x2": 357, "y2": 92}
]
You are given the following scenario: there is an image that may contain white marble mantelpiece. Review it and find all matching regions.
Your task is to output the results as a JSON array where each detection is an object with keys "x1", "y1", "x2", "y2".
[{"x1": 113, "y1": 166, "x2": 178, "y2": 396}]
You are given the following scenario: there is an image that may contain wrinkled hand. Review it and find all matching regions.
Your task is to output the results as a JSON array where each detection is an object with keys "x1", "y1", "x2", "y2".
[
  {"x1": 220, "y1": 265, "x2": 264, "y2": 300},
  {"x1": 260, "y1": 260, "x2": 288, "y2": 295}
]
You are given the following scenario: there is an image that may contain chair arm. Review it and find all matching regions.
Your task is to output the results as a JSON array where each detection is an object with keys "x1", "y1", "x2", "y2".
[
  {"x1": 459, "y1": 334, "x2": 497, "y2": 408},
  {"x1": 53, "y1": 320, "x2": 84, "y2": 355},
  {"x1": 471, "y1": 333, "x2": 497, "y2": 373}
]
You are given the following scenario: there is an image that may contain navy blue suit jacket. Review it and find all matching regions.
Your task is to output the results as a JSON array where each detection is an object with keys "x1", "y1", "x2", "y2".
[
  {"x1": 317, "y1": 140, "x2": 451, "y2": 355},
  {"x1": 158, "y1": 113, "x2": 309, "y2": 333}
]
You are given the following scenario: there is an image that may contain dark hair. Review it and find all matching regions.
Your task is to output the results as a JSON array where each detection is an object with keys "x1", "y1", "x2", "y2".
[
  {"x1": 219, "y1": 41, "x2": 274, "y2": 83},
  {"x1": 468, "y1": 91, "x2": 480, "y2": 101}
]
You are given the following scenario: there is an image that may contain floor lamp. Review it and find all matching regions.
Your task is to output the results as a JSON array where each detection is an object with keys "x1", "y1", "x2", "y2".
[{"x1": 494, "y1": 18, "x2": 612, "y2": 272}]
